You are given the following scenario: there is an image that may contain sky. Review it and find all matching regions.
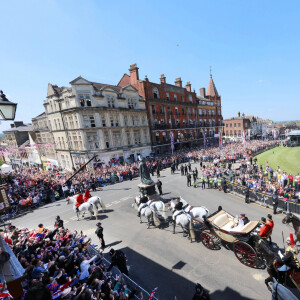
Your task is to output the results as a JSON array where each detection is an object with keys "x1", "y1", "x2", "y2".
[{"x1": 0, "y1": 0, "x2": 299, "y2": 132}]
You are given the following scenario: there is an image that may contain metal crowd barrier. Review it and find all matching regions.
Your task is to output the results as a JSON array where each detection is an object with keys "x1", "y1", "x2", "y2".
[
  {"x1": 87, "y1": 245, "x2": 159, "y2": 299},
  {"x1": 226, "y1": 181, "x2": 300, "y2": 214}
]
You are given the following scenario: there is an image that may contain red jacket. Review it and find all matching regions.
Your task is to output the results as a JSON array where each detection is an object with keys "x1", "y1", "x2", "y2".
[
  {"x1": 83, "y1": 190, "x2": 90, "y2": 202},
  {"x1": 259, "y1": 223, "x2": 272, "y2": 239},
  {"x1": 75, "y1": 194, "x2": 84, "y2": 207}
]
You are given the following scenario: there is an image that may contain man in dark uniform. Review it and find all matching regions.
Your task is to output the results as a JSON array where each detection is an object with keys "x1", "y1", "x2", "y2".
[
  {"x1": 245, "y1": 187, "x2": 250, "y2": 204},
  {"x1": 107, "y1": 248, "x2": 129, "y2": 275},
  {"x1": 184, "y1": 165, "x2": 188, "y2": 175},
  {"x1": 172, "y1": 198, "x2": 184, "y2": 221},
  {"x1": 95, "y1": 222, "x2": 105, "y2": 249},
  {"x1": 272, "y1": 191, "x2": 279, "y2": 214},
  {"x1": 54, "y1": 216, "x2": 64, "y2": 229},
  {"x1": 137, "y1": 194, "x2": 149, "y2": 217},
  {"x1": 222, "y1": 178, "x2": 227, "y2": 193},
  {"x1": 187, "y1": 173, "x2": 192, "y2": 187},
  {"x1": 157, "y1": 179, "x2": 162, "y2": 195}
]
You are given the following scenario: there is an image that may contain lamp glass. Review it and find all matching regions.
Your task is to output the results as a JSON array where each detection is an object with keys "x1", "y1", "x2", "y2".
[{"x1": 0, "y1": 103, "x2": 17, "y2": 120}]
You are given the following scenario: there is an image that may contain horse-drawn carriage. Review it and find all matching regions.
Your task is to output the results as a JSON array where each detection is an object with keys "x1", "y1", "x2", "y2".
[{"x1": 195, "y1": 208, "x2": 260, "y2": 267}]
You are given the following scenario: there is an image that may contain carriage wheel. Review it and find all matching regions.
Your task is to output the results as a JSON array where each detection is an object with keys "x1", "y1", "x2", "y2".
[
  {"x1": 201, "y1": 232, "x2": 215, "y2": 249},
  {"x1": 234, "y1": 241, "x2": 257, "y2": 267}
]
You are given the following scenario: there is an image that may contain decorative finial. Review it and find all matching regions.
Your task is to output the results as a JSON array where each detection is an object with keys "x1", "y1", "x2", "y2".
[{"x1": 210, "y1": 66, "x2": 212, "y2": 77}]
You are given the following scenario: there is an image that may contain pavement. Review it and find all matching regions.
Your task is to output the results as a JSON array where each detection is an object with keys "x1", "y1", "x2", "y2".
[{"x1": 8, "y1": 162, "x2": 300, "y2": 300}]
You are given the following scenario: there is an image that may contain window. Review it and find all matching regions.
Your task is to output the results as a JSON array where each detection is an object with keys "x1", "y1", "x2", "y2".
[
  {"x1": 54, "y1": 119, "x2": 57, "y2": 130},
  {"x1": 226, "y1": 123, "x2": 228, "y2": 127},
  {"x1": 104, "y1": 133, "x2": 110, "y2": 148},
  {"x1": 234, "y1": 123, "x2": 236, "y2": 127},
  {"x1": 174, "y1": 95, "x2": 177, "y2": 101},
  {"x1": 83, "y1": 115, "x2": 96, "y2": 128},
  {"x1": 126, "y1": 131, "x2": 131, "y2": 145},
  {"x1": 218, "y1": 110, "x2": 221, "y2": 116},
  {"x1": 131, "y1": 116, "x2": 139, "y2": 126},
  {"x1": 189, "y1": 94, "x2": 193, "y2": 103},
  {"x1": 107, "y1": 97, "x2": 115, "y2": 108},
  {"x1": 143, "y1": 129, "x2": 148, "y2": 142},
  {"x1": 175, "y1": 107, "x2": 179, "y2": 115},
  {"x1": 188, "y1": 108, "x2": 191, "y2": 116},
  {"x1": 110, "y1": 115, "x2": 119, "y2": 127},
  {"x1": 166, "y1": 93, "x2": 170, "y2": 100},
  {"x1": 152, "y1": 105, "x2": 156, "y2": 114},
  {"x1": 230, "y1": 130, "x2": 233, "y2": 136},
  {"x1": 124, "y1": 115, "x2": 128, "y2": 126},
  {"x1": 212, "y1": 110, "x2": 215, "y2": 116},
  {"x1": 199, "y1": 109, "x2": 202, "y2": 116},
  {"x1": 134, "y1": 131, "x2": 141, "y2": 144},
  {"x1": 112, "y1": 132, "x2": 121, "y2": 147},
  {"x1": 159, "y1": 106, "x2": 164, "y2": 114},
  {"x1": 168, "y1": 107, "x2": 172, "y2": 115},
  {"x1": 182, "y1": 108, "x2": 185, "y2": 115},
  {"x1": 238, "y1": 123, "x2": 241, "y2": 127},
  {"x1": 153, "y1": 87, "x2": 159, "y2": 99},
  {"x1": 181, "y1": 96, "x2": 184, "y2": 102},
  {"x1": 101, "y1": 115, "x2": 106, "y2": 127},
  {"x1": 141, "y1": 115, "x2": 146, "y2": 125},
  {"x1": 230, "y1": 123, "x2": 232, "y2": 127},
  {"x1": 79, "y1": 94, "x2": 91, "y2": 107},
  {"x1": 128, "y1": 99, "x2": 136, "y2": 109},
  {"x1": 87, "y1": 134, "x2": 100, "y2": 150},
  {"x1": 245, "y1": 123, "x2": 248, "y2": 128}
]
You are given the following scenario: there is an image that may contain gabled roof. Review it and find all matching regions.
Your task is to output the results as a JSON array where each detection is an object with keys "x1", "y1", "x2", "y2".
[
  {"x1": 206, "y1": 76, "x2": 218, "y2": 97},
  {"x1": 69, "y1": 76, "x2": 91, "y2": 85},
  {"x1": 92, "y1": 82, "x2": 122, "y2": 93}
]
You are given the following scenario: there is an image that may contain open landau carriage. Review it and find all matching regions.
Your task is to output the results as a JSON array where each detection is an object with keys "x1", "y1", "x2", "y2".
[{"x1": 198, "y1": 209, "x2": 260, "y2": 267}]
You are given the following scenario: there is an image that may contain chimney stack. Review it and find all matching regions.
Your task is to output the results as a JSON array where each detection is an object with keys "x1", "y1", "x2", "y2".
[
  {"x1": 175, "y1": 77, "x2": 182, "y2": 88},
  {"x1": 160, "y1": 74, "x2": 166, "y2": 84},
  {"x1": 200, "y1": 88, "x2": 206, "y2": 97},
  {"x1": 186, "y1": 81, "x2": 191, "y2": 92},
  {"x1": 238, "y1": 112, "x2": 241, "y2": 117},
  {"x1": 242, "y1": 113, "x2": 245, "y2": 118},
  {"x1": 129, "y1": 63, "x2": 139, "y2": 86}
]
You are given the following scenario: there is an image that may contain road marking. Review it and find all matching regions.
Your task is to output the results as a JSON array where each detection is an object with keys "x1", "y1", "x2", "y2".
[
  {"x1": 106, "y1": 204, "x2": 112, "y2": 207},
  {"x1": 112, "y1": 201, "x2": 120, "y2": 204},
  {"x1": 64, "y1": 221, "x2": 69, "y2": 224},
  {"x1": 70, "y1": 216, "x2": 77, "y2": 220}
]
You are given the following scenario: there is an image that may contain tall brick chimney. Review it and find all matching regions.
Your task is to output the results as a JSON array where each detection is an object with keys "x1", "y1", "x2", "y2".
[
  {"x1": 238, "y1": 112, "x2": 241, "y2": 117},
  {"x1": 186, "y1": 81, "x2": 191, "y2": 92},
  {"x1": 200, "y1": 88, "x2": 206, "y2": 97},
  {"x1": 129, "y1": 63, "x2": 139, "y2": 86},
  {"x1": 160, "y1": 74, "x2": 166, "y2": 84},
  {"x1": 175, "y1": 77, "x2": 182, "y2": 88}
]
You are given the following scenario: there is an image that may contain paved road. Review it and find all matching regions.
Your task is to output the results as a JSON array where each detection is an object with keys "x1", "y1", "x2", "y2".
[{"x1": 9, "y1": 163, "x2": 299, "y2": 300}]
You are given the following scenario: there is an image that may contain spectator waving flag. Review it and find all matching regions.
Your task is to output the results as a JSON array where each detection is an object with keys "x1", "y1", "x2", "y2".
[
  {"x1": 242, "y1": 130, "x2": 247, "y2": 145},
  {"x1": 149, "y1": 287, "x2": 158, "y2": 300},
  {"x1": 219, "y1": 131, "x2": 222, "y2": 150},
  {"x1": 0, "y1": 281, "x2": 13, "y2": 299}
]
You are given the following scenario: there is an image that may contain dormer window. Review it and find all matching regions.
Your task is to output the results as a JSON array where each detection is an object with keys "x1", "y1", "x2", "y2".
[
  {"x1": 189, "y1": 94, "x2": 193, "y2": 103},
  {"x1": 153, "y1": 87, "x2": 159, "y2": 99},
  {"x1": 166, "y1": 93, "x2": 170, "y2": 100},
  {"x1": 107, "y1": 97, "x2": 115, "y2": 108},
  {"x1": 128, "y1": 99, "x2": 136, "y2": 109},
  {"x1": 79, "y1": 94, "x2": 91, "y2": 107}
]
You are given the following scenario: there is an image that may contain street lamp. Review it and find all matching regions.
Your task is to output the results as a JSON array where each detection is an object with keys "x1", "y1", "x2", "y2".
[{"x1": 0, "y1": 90, "x2": 17, "y2": 121}]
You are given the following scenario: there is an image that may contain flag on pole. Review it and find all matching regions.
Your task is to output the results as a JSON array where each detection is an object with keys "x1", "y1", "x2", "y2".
[
  {"x1": 242, "y1": 130, "x2": 247, "y2": 145},
  {"x1": 219, "y1": 131, "x2": 222, "y2": 150},
  {"x1": 0, "y1": 282, "x2": 13, "y2": 299},
  {"x1": 149, "y1": 287, "x2": 158, "y2": 300}
]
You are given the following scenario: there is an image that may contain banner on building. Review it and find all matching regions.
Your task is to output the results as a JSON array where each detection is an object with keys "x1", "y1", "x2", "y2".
[
  {"x1": 202, "y1": 130, "x2": 206, "y2": 148},
  {"x1": 219, "y1": 131, "x2": 222, "y2": 150},
  {"x1": 0, "y1": 186, "x2": 10, "y2": 212},
  {"x1": 242, "y1": 130, "x2": 247, "y2": 145}
]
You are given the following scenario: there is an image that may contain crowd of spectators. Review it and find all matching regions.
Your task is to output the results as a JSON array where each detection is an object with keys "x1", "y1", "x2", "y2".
[{"x1": 3, "y1": 223, "x2": 139, "y2": 300}]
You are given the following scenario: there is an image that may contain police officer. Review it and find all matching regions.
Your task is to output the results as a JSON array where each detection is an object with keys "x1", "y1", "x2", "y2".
[
  {"x1": 201, "y1": 175, "x2": 206, "y2": 190},
  {"x1": 187, "y1": 173, "x2": 192, "y2": 187},
  {"x1": 245, "y1": 187, "x2": 250, "y2": 204},
  {"x1": 107, "y1": 248, "x2": 129, "y2": 275},
  {"x1": 173, "y1": 198, "x2": 184, "y2": 221},
  {"x1": 157, "y1": 179, "x2": 162, "y2": 195},
  {"x1": 95, "y1": 222, "x2": 105, "y2": 249},
  {"x1": 272, "y1": 190, "x2": 279, "y2": 214},
  {"x1": 54, "y1": 216, "x2": 64, "y2": 229}
]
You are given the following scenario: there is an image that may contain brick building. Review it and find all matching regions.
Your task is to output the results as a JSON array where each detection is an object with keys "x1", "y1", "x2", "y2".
[
  {"x1": 223, "y1": 112, "x2": 251, "y2": 141},
  {"x1": 118, "y1": 64, "x2": 223, "y2": 153}
]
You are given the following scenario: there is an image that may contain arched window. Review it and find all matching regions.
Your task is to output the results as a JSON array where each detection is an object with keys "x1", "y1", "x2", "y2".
[{"x1": 153, "y1": 87, "x2": 159, "y2": 99}]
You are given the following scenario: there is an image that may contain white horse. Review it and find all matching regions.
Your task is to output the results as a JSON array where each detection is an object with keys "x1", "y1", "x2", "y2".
[
  {"x1": 168, "y1": 197, "x2": 209, "y2": 220},
  {"x1": 173, "y1": 211, "x2": 196, "y2": 242},
  {"x1": 66, "y1": 196, "x2": 96, "y2": 221},
  {"x1": 67, "y1": 195, "x2": 106, "y2": 212},
  {"x1": 132, "y1": 195, "x2": 167, "y2": 228}
]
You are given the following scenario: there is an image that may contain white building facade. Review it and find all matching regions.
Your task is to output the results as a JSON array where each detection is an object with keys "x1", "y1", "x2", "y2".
[{"x1": 43, "y1": 77, "x2": 151, "y2": 170}]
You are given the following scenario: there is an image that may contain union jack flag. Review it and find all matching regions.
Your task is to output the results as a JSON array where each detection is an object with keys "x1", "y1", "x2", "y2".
[
  {"x1": 242, "y1": 130, "x2": 247, "y2": 145},
  {"x1": 149, "y1": 287, "x2": 158, "y2": 300},
  {"x1": 0, "y1": 282, "x2": 13, "y2": 299},
  {"x1": 219, "y1": 131, "x2": 222, "y2": 150}
]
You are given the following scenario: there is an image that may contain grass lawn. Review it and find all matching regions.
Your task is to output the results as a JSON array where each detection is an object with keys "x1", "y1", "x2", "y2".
[{"x1": 255, "y1": 146, "x2": 300, "y2": 175}]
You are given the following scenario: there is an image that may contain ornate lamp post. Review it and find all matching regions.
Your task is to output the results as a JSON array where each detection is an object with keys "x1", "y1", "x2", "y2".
[{"x1": 0, "y1": 90, "x2": 17, "y2": 120}]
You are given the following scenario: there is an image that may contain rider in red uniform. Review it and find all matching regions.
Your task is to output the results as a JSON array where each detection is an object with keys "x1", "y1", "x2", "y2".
[
  {"x1": 258, "y1": 217, "x2": 272, "y2": 239},
  {"x1": 83, "y1": 189, "x2": 90, "y2": 202},
  {"x1": 75, "y1": 194, "x2": 84, "y2": 210}
]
